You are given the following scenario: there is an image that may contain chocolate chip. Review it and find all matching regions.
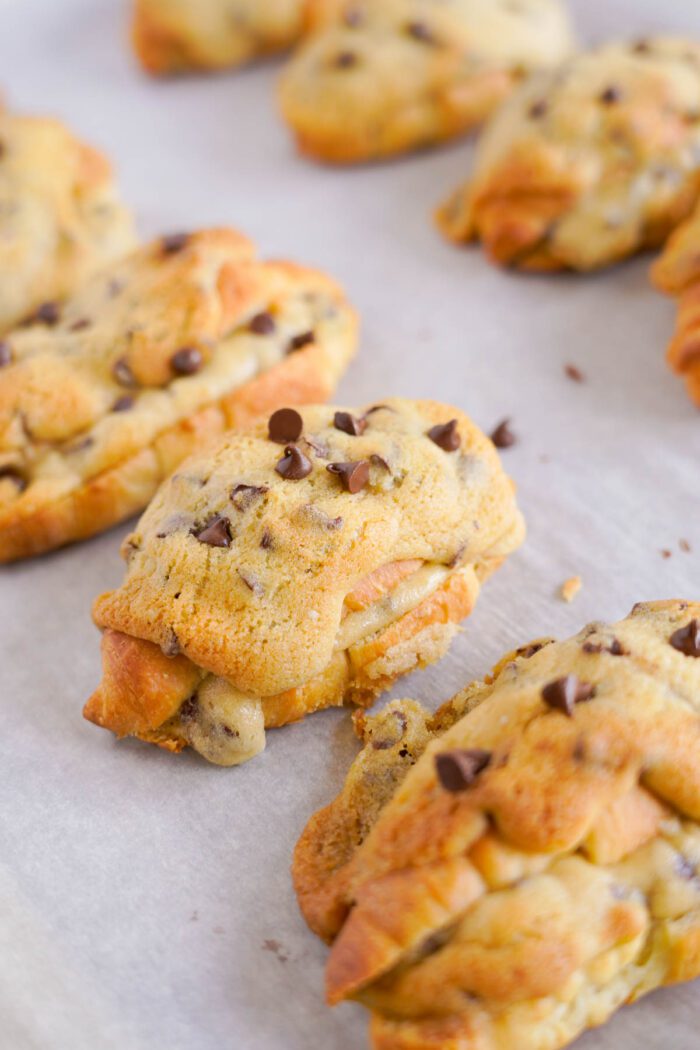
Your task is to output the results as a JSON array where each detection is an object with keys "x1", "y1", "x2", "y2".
[
  {"x1": 161, "y1": 628, "x2": 180, "y2": 657},
  {"x1": 343, "y1": 5, "x2": 363, "y2": 26},
  {"x1": 327, "y1": 460, "x2": 370, "y2": 493},
  {"x1": 180, "y1": 694, "x2": 199, "y2": 722},
  {"x1": 583, "y1": 639, "x2": 626, "y2": 656},
  {"x1": 406, "y1": 21, "x2": 436, "y2": 44},
  {"x1": 230, "y1": 484, "x2": 269, "y2": 511},
  {"x1": 427, "y1": 420, "x2": 460, "y2": 452},
  {"x1": 249, "y1": 312, "x2": 276, "y2": 335},
  {"x1": 370, "y1": 453, "x2": 391, "y2": 472},
  {"x1": 542, "y1": 675, "x2": 595, "y2": 716},
  {"x1": 260, "y1": 528, "x2": 274, "y2": 550},
  {"x1": 112, "y1": 356, "x2": 136, "y2": 388},
  {"x1": 565, "y1": 363, "x2": 585, "y2": 382},
  {"x1": 490, "y1": 419, "x2": 516, "y2": 449},
  {"x1": 529, "y1": 100, "x2": 548, "y2": 119},
  {"x1": 32, "y1": 301, "x2": 61, "y2": 326},
  {"x1": 364, "y1": 404, "x2": 392, "y2": 415},
  {"x1": 632, "y1": 39, "x2": 651, "y2": 54},
  {"x1": 334, "y1": 411, "x2": 367, "y2": 436},
  {"x1": 112, "y1": 395, "x2": 135, "y2": 412},
  {"x1": 600, "y1": 85, "x2": 621, "y2": 105},
  {"x1": 304, "y1": 435, "x2": 330, "y2": 459},
  {"x1": 0, "y1": 342, "x2": 12, "y2": 368},
  {"x1": 517, "y1": 641, "x2": 546, "y2": 659},
  {"x1": 675, "y1": 855, "x2": 697, "y2": 880},
  {"x1": 0, "y1": 466, "x2": 27, "y2": 492},
  {"x1": 161, "y1": 233, "x2": 189, "y2": 254},
  {"x1": 238, "y1": 569, "x2": 263, "y2": 596},
  {"x1": 435, "y1": 749, "x2": 491, "y2": 792},
  {"x1": 268, "y1": 408, "x2": 303, "y2": 444},
  {"x1": 334, "y1": 51, "x2": 357, "y2": 69},
  {"x1": 275, "y1": 445, "x2": 312, "y2": 481},
  {"x1": 192, "y1": 515, "x2": 232, "y2": 548},
  {"x1": 670, "y1": 620, "x2": 700, "y2": 657},
  {"x1": 608, "y1": 638, "x2": 625, "y2": 656},
  {"x1": 107, "y1": 278, "x2": 125, "y2": 299},
  {"x1": 69, "y1": 317, "x2": 91, "y2": 332},
  {"x1": 287, "y1": 330, "x2": 315, "y2": 353},
  {"x1": 171, "y1": 347, "x2": 203, "y2": 376}
]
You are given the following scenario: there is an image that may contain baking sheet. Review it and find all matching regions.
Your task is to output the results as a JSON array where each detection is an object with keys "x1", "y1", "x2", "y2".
[{"x1": 1, "y1": 1, "x2": 698, "y2": 1047}]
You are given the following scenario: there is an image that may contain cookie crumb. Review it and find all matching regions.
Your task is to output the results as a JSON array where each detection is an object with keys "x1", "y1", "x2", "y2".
[
  {"x1": 262, "y1": 939, "x2": 289, "y2": 963},
  {"x1": 660, "y1": 549, "x2": 672, "y2": 560},
  {"x1": 560, "y1": 576, "x2": 582, "y2": 603},
  {"x1": 564, "y1": 363, "x2": 585, "y2": 382},
  {"x1": 680, "y1": 539, "x2": 691, "y2": 553}
]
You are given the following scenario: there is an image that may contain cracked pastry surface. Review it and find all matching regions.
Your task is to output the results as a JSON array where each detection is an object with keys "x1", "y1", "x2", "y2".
[
  {"x1": 0, "y1": 228, "x2": 357, "y2": 560},
  {"x1": 651, "y1": 201, "x2": 700, "y2": 405},
  {"x1": 132, "y1": 0, "x2": 308, "y2": 75},
  {"x1": 279, "y1": 0, "x2": 574, "y2": 164},
  {"x1": 438, "y1": 38, "x2": 700, "y2": 271},
  {"x1": 0, "y1": 110, "x2": 134, "y2": 334},
  {"x1": 85, "y1": 398, "x2": 525, "y2": 765},
  {"x1": 293, "y1": 600, "x2": 700, "y2": 1050}
]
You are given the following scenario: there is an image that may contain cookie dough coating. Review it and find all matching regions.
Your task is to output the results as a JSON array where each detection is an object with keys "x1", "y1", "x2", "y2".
[
  {"x1": 438, "y1": 39, "x2": 700, "y2": 271},
  {"x1": 0, "y1": 110, "x2": 134, "y2": 334},
  {"x1": 132, "y1": 0, "x2": 308, "y2": 75},
  {"x1": 652, "y1": 200, "x2": 700, "y2": 404},
  {"x1": 0, "y1": 229, "x2": 357, "y2": 560},
  {"x1": 85, "y1": 398, "x2": 525, "y2": 765},
  {"x1": 294, "y1": 600, "x2": 700, "y2": 1050},
  {"x1": 279, "y1": 0, "x2": 574, "y2": 163}
]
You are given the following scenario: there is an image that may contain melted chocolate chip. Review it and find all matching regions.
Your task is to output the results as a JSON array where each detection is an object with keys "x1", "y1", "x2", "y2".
[
  {"x1": 583, "y1": 638, "x2": 626, "y2": 656},
  {"x1": 334, "y1": 410, "x2": 367, "y2": 436},
  {"x1": 230, "y1": 484, "x2": 269, "y2": 511},
  {"x1": 343, "y1": 5, "x2": 363, "y2": 26},
  {"x1": 192, "y1": 515, "x2": 232, "y2": 548},
  {"x1": 0, "y1": 342, "x2": 12, "y2": 368},
  {"x1": 179, "y1": 694, "x2": 199, "y2": 722},
  {"x1": 238, "y1": 569, "x2": 263, "y2": 596},
  {"x1": 69, "y1": 317, "x2": 91, "y2": 332},
  {"x1": 435, "y1": 749, "x2": 491, "y2": 792},
  {"x1": 632, "y1": 39, "x2": 651, "y2": 54},
  {"x1": 161, "y1": 232, "x2": 189, "y2": 254},
  {"x1": 670, "y1": 620, "x2": 700, "y2": 658},
  {"x1": 249, "y1": 311, "x2": 276, "y2": 335},
  {"x1": 287, "y1": 330, "x2": 315, "y2": 354},
  {"x1": 327, "y1": 460, "x2": 370, "y2": 493},
  {"x1": 517, "y1": 641, "x2": 547, "y2": 659},
  {"x1": 268, "y1": 407, "x2": 303, "y2": 444},
  {"x1": 112, "y1": 395, "x2": 135, "y2": 412},
  {"x1": 529, "y1": 100, "x2": 548, "y2": 119},
  {"x1": 370, "y1": 453, "x2": 391, "y2": 472},
  {"x1": 171, "y1": 347, "x2": 203, "y2": 376},
  {"x1": 542, "y1": 675, "x2": 595, "y2": 716},
  {"x1": 0, "y1": 466, "x2": 27, "y2": 492},
  {"x1": 600, "y1": 85, "x2": 621, "y2": 105},
  {"x1": 334, "y1": 50, "x2": 357, "y2": 69},
  {"x1": 406, "y1": 20, "x2": 436, "y2": 44},
  {"x1": 112, "y1": 356, "x2": 136, "y2": 388},
  {"x1": 275, "y1": 445, "x2": 312, "y2": 480},
  {"x1": 490, "y1": 419, "x2": 516, "y2": 449},
  {"x1": 32, "y1": 301, "x2": 61, "y2": 326},
  {"x1": 260, "y1": 528, "x2": 274, "y2": 550},
  {"x1": 427, "y1": 419, "x2": 460, "y2": 452}
]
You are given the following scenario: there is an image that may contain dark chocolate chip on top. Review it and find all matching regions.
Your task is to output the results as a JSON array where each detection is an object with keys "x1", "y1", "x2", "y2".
[
  {"x1": 334, "y1": 51, "x2": 358, "y2": 68},
  {"x1": 275, "y1": 445, "x2": 312, "y2": 480},
  {"x1": 599, "y1": 85, "x2": 622, "y2": 105},
  {"x1": 427, "y1": 419, "x2": 460, "y2": 452},
  {"x1": 192, "y1": 515, "x2": 232, "y2": 548},
  {"x1": 287, "y1": 330, "x2": 315, "y2": 354},
  {"x1": 406, "y1": 20, "x2": 437, "y2": 44},
  {"x1": 670, "y1": 619, "x2": 700, "y2": 657},
  {"x1": 435, "y1": 749, "x2": 491, "y2": 792},
  {"x1": 112, "y1": 395, "x2": 135, "y2": 412},
  {"x1": 542, "y1": 675, "x2": 595, "y2": 716},
  {"x1": 334, "y1": 410, "x2": 367, "y2": 436},
  {"x1": 32, "y1": 301, "x2": 61, "y2": 326},
  {"x1": 249, "y1": 312, "x2": 276, "y2": 335},
  {"x1": 268, "y1": 408, "x2": 304, "y2": 444},
  {"x1": 171, "y1": 347, "x2": 203, "y2": 376},
  {"x1": 327, "y1": 460, "x2": 370, "y2": 493}
]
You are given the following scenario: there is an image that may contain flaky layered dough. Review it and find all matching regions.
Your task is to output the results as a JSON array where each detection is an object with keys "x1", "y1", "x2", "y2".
[
  {"x1": 279, "y1": 0, "x2": 574, "y2": 164},
  {"x1": 438, "y1": 39, "x2": 700, "y2": 271},
  {"x1": 85, "y1": 398, "x2": 525, "y2": 765},
  {"x1": 132, "y1": 0, "x2": 308, "y2": 75},
  {"x1": 294, "y1": 600, "x2": 700, "y2": 1050},
  {"x1": 0, "y1": 229, "x2": 357, "y2": 560},
  {"x1": 0, "y1": 110, "x2": 134, "y2": 333},
  {"x1": 651, "y1": 201, "x2": 700, "y2": 404}
]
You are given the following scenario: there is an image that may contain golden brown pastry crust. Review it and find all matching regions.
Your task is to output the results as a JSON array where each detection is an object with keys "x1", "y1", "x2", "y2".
[
  {"x1": 651, "y1": 202, "x2": 700, "y2": 404},
  {"x1": 132, "y1": 0, "x2": 308, "y2": 75},
  {"x1": 0, "y1": 111, "x2": 134, "y2": 334},
  {"x1": 438, "y1": 39, "x2": 700, "y2": 271},
  {"x1": 0, "y1": 229, "x2": 357, "y2": 560},
  {"x1": 85, "y1": 398, "x2": 525, "y2": 764},
  {"x1": 279, "y1": 0, "x2": 574, "y2": 164},
  {"x1": 294, "y1": 600, "x2": 700, "y2": 1050}
]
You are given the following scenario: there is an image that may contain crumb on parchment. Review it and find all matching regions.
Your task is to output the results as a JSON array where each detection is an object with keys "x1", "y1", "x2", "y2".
[{"x1": 560, "y1": 575, "x2": 582, "y2": 603}]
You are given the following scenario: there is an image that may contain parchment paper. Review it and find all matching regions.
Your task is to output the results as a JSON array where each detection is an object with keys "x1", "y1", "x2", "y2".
[{"x1": 1, "y1": 1, "x2": 698, "y2": 1047}]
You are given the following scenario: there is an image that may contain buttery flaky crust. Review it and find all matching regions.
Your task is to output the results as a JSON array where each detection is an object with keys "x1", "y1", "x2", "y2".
[
  {"x1": 651, "y1": 201, "x2": 700, "y2": 405},
  {"x1": 294, "y1": 600, "x2": 700, "y2": 1050},
  {"x1": 0, "y1": 110, "x2": 134, "y2": 334},
  {"x1": 85, "y1": 398, "x2": 525, "y2": 765},
  {"x1": 132, "y1": 0, "x2": 308, "y2": 75},
  {"x1": 438, "y1": 39, "x2": 700, "y2": 271},
  {"x1": 0, "y1": 229, "x2": 357, "y2": 560},
  {"x1": 279, "y1": 0, "x2": 574, "y2": 164}
]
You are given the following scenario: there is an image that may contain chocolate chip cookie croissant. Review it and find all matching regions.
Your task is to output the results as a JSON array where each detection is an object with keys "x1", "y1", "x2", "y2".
[
  {"x1": 279, "y1": 0, "x2": 574, "y2": 164},
  {"x1": 85, "y1": 398, "x2": 525, "y2": 765},
  {"x1": 294, "y1": 600, "x2": 700, "y2": 1050},
  {"x1": 438, "y1": 38, "x2": 700, "y2": 271},
  {"x1": 0, "y1": 228, "x2": 357, "y2": 560},
  {"x1": 132, "y1": 0, "x2": 309, "y2": 75},
  {"x1": 651, "y1": 201, "x2": 700, "y2": 405},
  {"x1": 0, "y1": 109, "x2": 134, "y2": 334}
]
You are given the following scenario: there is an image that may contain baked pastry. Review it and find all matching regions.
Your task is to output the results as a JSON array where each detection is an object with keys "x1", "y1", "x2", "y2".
[
  {"x1": 0, "y1": 228, "x2": 357, "y2": 561},
  {"x1": 294, "y1": 599, "x2": 700, "y2": 1050},
  {"x1": 0, "y1": 110, "x2": 134, "y2": 334},
  {"x1": 84, "y1": 398, "x2": 525, "y2": 765},
  {"x1": 651, "y1": 202, "x2": 700, "y2": 405},
  {"x1": 438, "y1": 39, "x2": 700, "y2": 271},
  {"x1": 132, "y1": 0, "x2": 308, "y2": 75},
  {"x1": 279, "y1": 0, "x2": 574, "y2": 164}
]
